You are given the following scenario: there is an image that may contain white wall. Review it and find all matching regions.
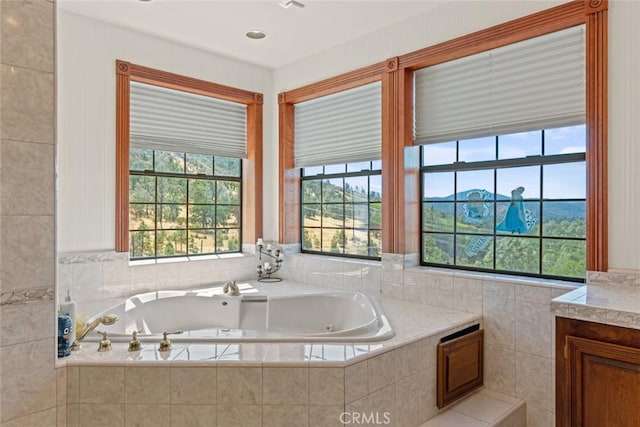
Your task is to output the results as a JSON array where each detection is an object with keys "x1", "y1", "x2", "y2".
[
  {"x1": 270, "y1": 0, "x2": 640, "y2": 270},
  {"x1": 56, "y1": 10, "x2": 273, "y2": 252}
]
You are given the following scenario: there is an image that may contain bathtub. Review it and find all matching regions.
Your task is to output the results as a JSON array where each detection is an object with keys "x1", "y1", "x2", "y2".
[{"x1": 87, "y1": 286, "x2": 394, "y2": 342}]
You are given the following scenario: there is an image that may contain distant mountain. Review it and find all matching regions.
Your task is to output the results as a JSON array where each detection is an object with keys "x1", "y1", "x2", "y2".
[{"x1": 425, "y1": 189, "x2": 585, "y2": 220}]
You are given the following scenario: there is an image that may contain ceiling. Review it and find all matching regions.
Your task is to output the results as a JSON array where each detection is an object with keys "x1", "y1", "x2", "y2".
[{"x1": 57, "y1": 0, "x2": 444, "y2": 69}]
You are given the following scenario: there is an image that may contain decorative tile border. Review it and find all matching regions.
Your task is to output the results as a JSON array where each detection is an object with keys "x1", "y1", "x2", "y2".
[
  {"x1": 58, "y1": 250, "x2": 128, "y2": 265},
  {"x1": 1, "y1": 286, "x2": 55, "y2": 306}
]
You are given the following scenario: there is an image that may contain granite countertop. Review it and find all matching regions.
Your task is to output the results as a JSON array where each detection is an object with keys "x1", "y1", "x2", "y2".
[
  {"x1": 61, "y1": 280, "x2": 481, "y2": 367},
  {"x1": 551, "y1": 284, "x2": 640, "y2": 330}
]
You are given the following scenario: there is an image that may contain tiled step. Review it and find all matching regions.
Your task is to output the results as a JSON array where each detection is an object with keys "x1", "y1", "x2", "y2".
[{"x1": 419, "y1": 389, "x2": 525, "y2": 427}]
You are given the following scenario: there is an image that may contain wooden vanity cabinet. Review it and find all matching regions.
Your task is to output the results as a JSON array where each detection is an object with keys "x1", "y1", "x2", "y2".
[{"x1": 556, "y1": 317, "x2": 640, "y2": 427}]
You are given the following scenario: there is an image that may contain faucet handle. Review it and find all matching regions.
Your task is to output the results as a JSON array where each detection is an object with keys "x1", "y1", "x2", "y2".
[
  {"x1": 158, "y1": 330, "x2": 183, "y2": 352},
  {"x1": 127, "y1": 330, "x2": 142, "y2": 352},
  {"x1": 96, "y1": 330, "x2": 112, "y2": 352}
]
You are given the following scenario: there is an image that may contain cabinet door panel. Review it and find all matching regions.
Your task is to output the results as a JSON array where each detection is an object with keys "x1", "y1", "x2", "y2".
[{"x1": 568, "y1": 336, "x2": 640, "y2": 427}]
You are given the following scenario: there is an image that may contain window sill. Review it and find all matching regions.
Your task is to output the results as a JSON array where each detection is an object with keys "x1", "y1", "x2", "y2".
[{"x1": 128, "y1": 252, "x2": 252, "y2": 267}]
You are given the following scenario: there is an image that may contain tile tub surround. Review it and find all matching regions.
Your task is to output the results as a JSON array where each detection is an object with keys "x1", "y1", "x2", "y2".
[{"x1": 61, "y1": 282, "x2": 481, "y2": 426}]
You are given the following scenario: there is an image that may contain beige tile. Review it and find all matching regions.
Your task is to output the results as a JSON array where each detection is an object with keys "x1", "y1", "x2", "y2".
[
  {"x1": 309, "y1": 405, "x2": 345, "y2": 427},
  {"x1": 453, "y1": 277, "x2": 483, "y2": 314},
  {"x1": 397, "y1": 341, "x2": 420, "y2": 380},
  {"x1": 420, "y1": 410, "x2": 488, "y2": 427},
  {"x1": 170, "y1": 367, "x2": 216, "y2": 404},
  {"x1": 56, "y1": 367, "x2": 67, "y2": 406},
  {"x1": 263, "y1": 367, "x2": 308, "y2": 405},
  {"x1": 483, "y1": 296, "x2": 515, "y2": 349},
  {"x1": 0, "y1": 64, "x2": 54, "y2": 144},
  {"x1": 345, "y1": 361, "x2": 368, "y2": 404},
  {"x1": 78, "y1": 367, "x2": 124, "y2": 404},
  {"x1": 1, "y1": 140, "x2": 54, "y2": 215},
  {"x1": 309, "y1": 367, "x2": 344, "y2": 405},
  {"x1": 0, "y1": 407, "x2": 56, "y2": 427},
  {"x1": 170, "y1": 404, "x2": 216, "y2": 427},
  {"x1": 66, "y1": 404, "x2": 78, "y2": 427},
  {"x1": 77, "y1": 404, "x2": 124, "y2": 427},
  {"x1": 515, "y1": 301, "x2": 552, "y2": 358},
  {"x1": 1, "y1": 215, "x2": 54, "y2": 291},
  {"x1": 57, "y1": 405, "x2": 67, "y2": 427},
  {"x1": 0, "y1": 338, "x2": 57, "y2": 422},
  {"x1": 515, "y1": 284, "x2": 552, "y2": 304},
  {"x1": 484, "y1": 344, "x2": 516, "y2": 396},
  {"x1": 124, "y1": 404, "x2": 170, "y2": 427},
  {"x1": 417, "y1": 367, "x2": 438, "y2": 423},
  {"x1": 495, "y1": 402, "x2": 526, "y2": 427},
  {"x1": 417, "y1": 335, "x2": 439, "y2": 371},
  {"x1": 525, "y1": 405, "x2": 555, "y2": 427},
  {"x1": 1, "y1": 301, "x2": 53, "y2": 346},
  {"x1": 216, "y1": 405, "x2": 261, "y2": 427},
  {"x1": 483, "y1": 280, "x2": 515, "y2": 300},
  {"x1": 125, "y1": 367, "x2": 170, "y2": 404},
  {"x1": 451, "y1": 390, "x2": 512, "y2": 423},
  {"x1": 0, "y1": 0, "x2": 54, "y2": 72},
  {"x1": 395, "y1": 374, "x2": 421, "y2": 427},
  {"x1": 217, "y1": 367, "x2": 262, "y2": 405},
  {"x1": 262, "y1": 405, "x2": 308, "y2": 427},
  {"x1": 367, "y1": 349, "x2": 398, "y2": 393},
  {"x1": 515, "y1": 353, "x2": 554, "y2": 411},
  {"x1": 346, "y1": 384, "x2": 396, "y2": 427},
  {"x1": 67, "y1": 367, "x2": 79, "y2": 404}
]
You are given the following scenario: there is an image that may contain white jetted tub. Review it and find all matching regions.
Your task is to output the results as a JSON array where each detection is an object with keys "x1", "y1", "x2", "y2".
[{"x1": 87, "y1": 286, "x2": 394, "y2": 342}]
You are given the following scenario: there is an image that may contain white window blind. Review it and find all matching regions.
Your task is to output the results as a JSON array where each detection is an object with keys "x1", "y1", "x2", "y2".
[
  {"x1": 294, "y1": 81, "x2": 381, "y2": 167},
  {"x1": 414, "y1": 25, "x2": 585, "y2": 145},
  {"x1": 130, "y1": 81, "x2": 247, "y2": 158}
]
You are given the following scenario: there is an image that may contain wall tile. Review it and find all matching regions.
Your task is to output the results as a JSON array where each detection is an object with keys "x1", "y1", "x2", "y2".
[
  {"x1": 125, "y1": 367, "x2": 170, "y2": 404},
  {"x1": 396, "y1": 341, "x2": 420, "y2": 380},
  {"x1": 484, "y1": 344, "x2": 516, "y2": 396},
  {"x1": 1, "y1": 140, "x2": 54, "y2": 215},
  {"x1": 1, "y1": 0, "x2": 54, "y2": 72},
  {"x1": 525, "y1": 405, "x2": 555, "y2": 427},
  {"x1": 0, "y1": 64, "x2": 53, "y2": 144},
  {"x1": 170, "y1": 404, "x2": 216, "y2": 427},
  {"x1": 309, "y1": 405, "x2": 345, "y2": 427},
  {"x1": 515, "y1": 353, "x2": 553, "y2": 411},
  {"x1": 67, "y1": 367, "x2": 79, "y2": 404},
  {"x1": 124, "y1": 404, "x2": 170, "y2": 427},
  {"x1": 515, "y1": 284, "x2": 552, "y2": 304},
  {"x1": 395, "y1": 374, "x2": 421, "y2": 427},
  {"x1": 367, "y1": 349, "x2": 398, "y2": 393},
  {"x1": 170, "y1": 367, "x2": 216, "y2": 404},
  {"x1": 483, "y1": 296, "x2": 515, "y2": 349},
  {"x1": 417, "y1": 367, "x2": 437, "y2": 423},
  {"x1": 56, "y1": 405, "x2": 66, "y2": 427},
  {"x1": 0, "y1": 301, "x2": 53, "y2": 346},
  {"x1": 66, "y1": 404, "x2": 78, "y2": 427},
  {"x1": 453, "y1": 277, "x2": 483, "y2": 313},
  {"x1": 0, "y1": 338, "x2": 56, "y2": 422},
  {"x1": 263, "y1": 367, "x2": 308, "y2": 405},
  {"x1": 262, "y1": 405, "x2": 308, "y2": 427},
  {"x1": 346, "y1": 384, "x2": 396, "y2": 427},
  {"x1": 78, "y1": 367, "x2": 124, "y2": 404},
  {"x1": 0, "y1": 407, "x2": 56, "y2": 427},
  {"x1": 216, "y1": 405, "x2": 261, "y2": 427},
  {"x1": 515, "y1": 301, "x2": 552, "y2": 357},
  {"x1": 1, "y1": 215, "x2": 54, "y2": 291},
  {"x1": 345, "y1": 361, "x2": 368, "y2": 404},
  {"x1": 483, "y1": 280, "x2": 515, "y2": 300},
  {"x1": 56, "y1": 367, "x2": 67, "y2": 407},
  {"x1": 217, "y1": 367, "x2": 262, "y2": 405},
  {"x1": 77, "y1": 404, "x2": 124, "y2": 427},
  {"x1": 309, "y1": 367, "x2": 344, "y2": 405}
]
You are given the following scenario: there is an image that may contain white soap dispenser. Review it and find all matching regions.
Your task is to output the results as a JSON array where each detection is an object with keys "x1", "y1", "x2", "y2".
[{"x1": 60, "y1": 290, "x2": 77, "y2": 342}]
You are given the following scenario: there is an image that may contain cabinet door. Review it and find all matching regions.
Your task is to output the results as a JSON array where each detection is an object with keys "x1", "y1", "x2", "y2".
[{"x1": 566, "y1": 335, "x2": 640, "y2": 427}]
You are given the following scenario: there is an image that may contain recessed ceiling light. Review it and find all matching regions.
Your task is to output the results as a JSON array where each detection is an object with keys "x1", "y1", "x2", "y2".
[{"x1": 246, "y1": 30, "x2": 266, "y2": 40}]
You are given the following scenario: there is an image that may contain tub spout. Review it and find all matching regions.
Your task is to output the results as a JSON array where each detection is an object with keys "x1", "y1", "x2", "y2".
[
  {"x1": 223, "y1": 280, "x2": 240, "y2": 296},
  {"x1": 71, "y1": 314, "x2": 119, "y2": 351}
]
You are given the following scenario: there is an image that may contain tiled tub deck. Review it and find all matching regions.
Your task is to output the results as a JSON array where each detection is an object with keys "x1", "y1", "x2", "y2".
[{"x1": 61, "y1": 281, "x2": 481, "y2": 427}]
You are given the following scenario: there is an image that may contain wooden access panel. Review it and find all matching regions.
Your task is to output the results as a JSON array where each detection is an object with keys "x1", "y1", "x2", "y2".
[{"x1": 437, "y1": 329, "x2": 484, "y2": 408}]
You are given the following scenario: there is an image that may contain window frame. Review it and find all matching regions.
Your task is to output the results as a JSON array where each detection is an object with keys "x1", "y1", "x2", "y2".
[
  {"x1": 115, "y1": 60, "x2": 263, "y2": 254},
  {"x1": 419, "y1": 130, "x2": 587, "y2": 281},
  {"x1": 300, "y1": 162, "x2": 383, "y2": 260}
]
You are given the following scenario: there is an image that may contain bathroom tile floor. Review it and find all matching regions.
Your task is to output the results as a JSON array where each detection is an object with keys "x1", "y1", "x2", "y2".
[{"x1": 420, "y1": 389, "x2": 525, "y2": 427}]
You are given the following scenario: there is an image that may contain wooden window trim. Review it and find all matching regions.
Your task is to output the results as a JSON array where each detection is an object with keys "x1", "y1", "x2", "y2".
[
  {"x1": 278, "y1": 0, "x2": 607, "y2": 272},
  {"x1": 115, "y1": 60, "x2": 263, "y2": 253}
]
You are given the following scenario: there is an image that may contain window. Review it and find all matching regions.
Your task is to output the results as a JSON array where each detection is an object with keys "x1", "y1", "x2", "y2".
[
  {"x1": 301, "y1": 161, "x2": 382, "y2": 259},
  {"x1": 421, "y1": 126, "x2": 586, "y2": 280},
  {"x1": 129, "y1": 149, "x2": 241, "y2": 259},
  {"x1": 115, "y1": 60, "x2": 263, "y2": 255}
]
